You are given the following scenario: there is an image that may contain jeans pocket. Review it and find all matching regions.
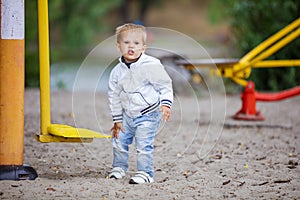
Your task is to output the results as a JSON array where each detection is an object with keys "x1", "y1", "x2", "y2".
[{"x1": 144, "y1": 109, "x2": 161, "y2": 121}]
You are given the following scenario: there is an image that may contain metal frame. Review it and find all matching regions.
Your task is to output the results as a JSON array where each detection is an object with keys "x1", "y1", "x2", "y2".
[
  {"x1": 36, "y1": 0, "x2": 110, "y2": 142},
  {"x1": 179, "y1": 18, "x2": 300, "y2": 87}
]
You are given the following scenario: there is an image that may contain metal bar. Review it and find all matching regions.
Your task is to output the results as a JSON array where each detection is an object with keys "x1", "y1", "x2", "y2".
[
  {"x1": 175, "y1": 58, "x2": 239, "y2": 66},
  {"x1": 255, "y1": 85, "x2": 300, "y2": 101},
  {"x1": 253, "y1": 60, "x2": 300, "y2": 68},
  {"x1": 230, "y1": 77, "x2": 248, "y2": 87},
  {"x1": 180, "y1": 59, "x2": 300, "y2": 69},
  {"x1": 38, "y1": 0, "x2": 51, "y2": 135}
]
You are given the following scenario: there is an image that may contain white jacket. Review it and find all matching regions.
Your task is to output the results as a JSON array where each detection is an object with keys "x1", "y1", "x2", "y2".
[{"x1": 108, "y1": 53, "x2": 173, "y2": 122}]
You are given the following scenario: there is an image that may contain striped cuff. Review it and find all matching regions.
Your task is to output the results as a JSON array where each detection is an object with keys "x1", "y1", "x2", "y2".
[
  {"x1": 161, "y1": 99, "x2": 172, "y2": 108},
  {"x1": 112, "y1": 114, "x2": 123, "y2": 122}
]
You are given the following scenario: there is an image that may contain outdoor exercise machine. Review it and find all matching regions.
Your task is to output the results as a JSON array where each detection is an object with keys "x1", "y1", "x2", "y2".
[
  {"x1": 177, "y1": 17, "x2": 300, "y2": 120},
  {"x1": 36, "y1": 0, "x2": 111, "y2": 142},
  {"x1": 0, "y1": 0, "x2": 38, "y2": 180}
]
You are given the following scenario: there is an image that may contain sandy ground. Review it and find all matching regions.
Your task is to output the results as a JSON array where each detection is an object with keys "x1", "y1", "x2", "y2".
[{"x1": 0, "y1": 88, "x2": 299, "y2": 199}]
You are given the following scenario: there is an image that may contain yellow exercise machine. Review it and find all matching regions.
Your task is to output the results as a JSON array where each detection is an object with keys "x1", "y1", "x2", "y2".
[
  {"x1": 35, "y1": 0, "x2": 110, "y2": 142},
  {"x1": 178, "y1": 18, "x2": 300, "y2": 87},
  {"x1": 178, "y1": 18, "x2": 300, "y2": 120}
]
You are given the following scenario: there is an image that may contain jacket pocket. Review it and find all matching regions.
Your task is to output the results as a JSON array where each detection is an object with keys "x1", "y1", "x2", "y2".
[{"x1": 130, "y1": 86, "x2": 159, "y2": 107}]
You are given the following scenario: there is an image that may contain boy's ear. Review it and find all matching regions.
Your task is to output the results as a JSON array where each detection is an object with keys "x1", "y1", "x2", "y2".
[
  {"x1": 142, "y1": 44, "x2": 147, "y2": 52},
  {"x1": 116, "y1": 43, "x2": 121, "y2": 51}
]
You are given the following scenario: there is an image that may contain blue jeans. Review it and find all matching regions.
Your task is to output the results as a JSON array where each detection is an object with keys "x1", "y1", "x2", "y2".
[{"x1": 112, "y1": 109, "x2": 161, "y2": 177}]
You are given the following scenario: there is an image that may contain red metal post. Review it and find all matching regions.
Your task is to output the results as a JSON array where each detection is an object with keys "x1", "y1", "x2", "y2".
[
  {"x1": 233, "y1": 81, "x2": 264, "y2": 121},
  {"x1": 233, "y1": 82, "x2": 300, "y2": 121}
]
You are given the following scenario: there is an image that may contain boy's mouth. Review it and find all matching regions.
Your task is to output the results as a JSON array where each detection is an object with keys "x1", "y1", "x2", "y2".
[{"x1": 128, "y1": 50, "x2": 134, "y2": 56}]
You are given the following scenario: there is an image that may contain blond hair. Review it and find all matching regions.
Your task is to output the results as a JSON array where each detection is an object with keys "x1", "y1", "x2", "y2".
[{"x1": 116, "y1": 23, "x2": 147, "y2": 44}]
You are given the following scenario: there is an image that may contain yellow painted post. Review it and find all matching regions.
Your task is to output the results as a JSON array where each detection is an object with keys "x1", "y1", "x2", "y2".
[
  {"x1": 35, "y1": 0, "x2": 110, "y2": 142},
  {"x1": 38, "y1": 0, "x2": 51, "y2": 135},
  {"x1": 0, "y1": 0, "x2": 37, "y2": 180},
  {"x1": 0, "y1": 31, "x2": 24, "y2": 166}
]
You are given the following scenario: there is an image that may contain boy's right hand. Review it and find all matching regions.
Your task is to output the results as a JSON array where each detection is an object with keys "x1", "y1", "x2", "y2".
[{"x1": 110, "y1": 122, "x2": 125, "y2": 139}]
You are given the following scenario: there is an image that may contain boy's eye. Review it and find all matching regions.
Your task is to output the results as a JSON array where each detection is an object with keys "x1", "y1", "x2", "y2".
[
  {"x1": 134, "y1": 42, "x2": 139, "y2": 45},
  {"x1": 124, "y1": 41, "x2": 129, "y2": 44}
]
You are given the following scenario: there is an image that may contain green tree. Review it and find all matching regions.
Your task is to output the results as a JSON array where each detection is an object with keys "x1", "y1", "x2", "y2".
[
  {"x1": 48, "y1": 0, "x2": 121, "y2": 57},
  {"x1": 218, "y1": 0, "x2": 300, "y2": 91},
  {"x1": 25, "y1": 0, "x2": 39, "y2": 87}
]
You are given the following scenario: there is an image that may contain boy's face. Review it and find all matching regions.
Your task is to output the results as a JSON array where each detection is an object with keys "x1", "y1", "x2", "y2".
[{"x1": 117, "y1": 30, "x2": 146, "y2": 63}]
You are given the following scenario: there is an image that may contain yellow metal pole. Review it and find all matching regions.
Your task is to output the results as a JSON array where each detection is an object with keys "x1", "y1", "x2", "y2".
[
  {"x1": 35, "y1": 0, "x2": 94, "y2": 143},
  {"x1": 253, "y1": 60, "x2": 300, "y2": 68},
  {"x1": 230, "y1": 77, "x2": 248, "y2": 87},
  {"x1": 38, "y1": 0, "x2": 51, "y2": 135},
  {"x1": 0, "y1": 0, "x2": 37, "y2": 180}
]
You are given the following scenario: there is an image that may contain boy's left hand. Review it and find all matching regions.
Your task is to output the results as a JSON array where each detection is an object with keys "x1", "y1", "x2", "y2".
[{"x1": 160, "y1": 105, "x2": 171, "y2": 121}]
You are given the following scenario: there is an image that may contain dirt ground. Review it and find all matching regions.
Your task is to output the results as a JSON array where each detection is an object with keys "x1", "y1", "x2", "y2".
[{"x1": 0, "y1": 88, "x2": 299, "y2": 199}]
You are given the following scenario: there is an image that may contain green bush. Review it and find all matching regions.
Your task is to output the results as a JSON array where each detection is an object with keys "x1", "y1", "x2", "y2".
[{"x1": 25, "y1": 53, "x2": 40, "y2": 87}]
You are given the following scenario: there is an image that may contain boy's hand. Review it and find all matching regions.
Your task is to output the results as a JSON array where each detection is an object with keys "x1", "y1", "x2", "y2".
[
  {"x1": 110, "y1": 122, "x2": 125, "y2": 139},
  {"x1": 160, "y1": 105, "x2": 171, "y2": 121}
]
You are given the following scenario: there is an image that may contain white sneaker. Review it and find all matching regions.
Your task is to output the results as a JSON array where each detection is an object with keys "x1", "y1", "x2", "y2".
[
  {"x1": 109, "y1": 167, "x2": 126, "y2": 179},
  {"x1": 129, "y1": 171, "x2": 153, "y2": 184}
]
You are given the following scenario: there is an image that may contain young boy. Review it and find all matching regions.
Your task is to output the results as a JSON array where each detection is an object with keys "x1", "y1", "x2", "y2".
[{"x1": 108, "y1": 23, "x2": 173, "y2": 184}]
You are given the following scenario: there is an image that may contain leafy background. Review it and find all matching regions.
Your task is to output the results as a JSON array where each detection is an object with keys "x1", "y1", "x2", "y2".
[{"x1": 25, "y1": 0, "x2": 300, "y2": 91}]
